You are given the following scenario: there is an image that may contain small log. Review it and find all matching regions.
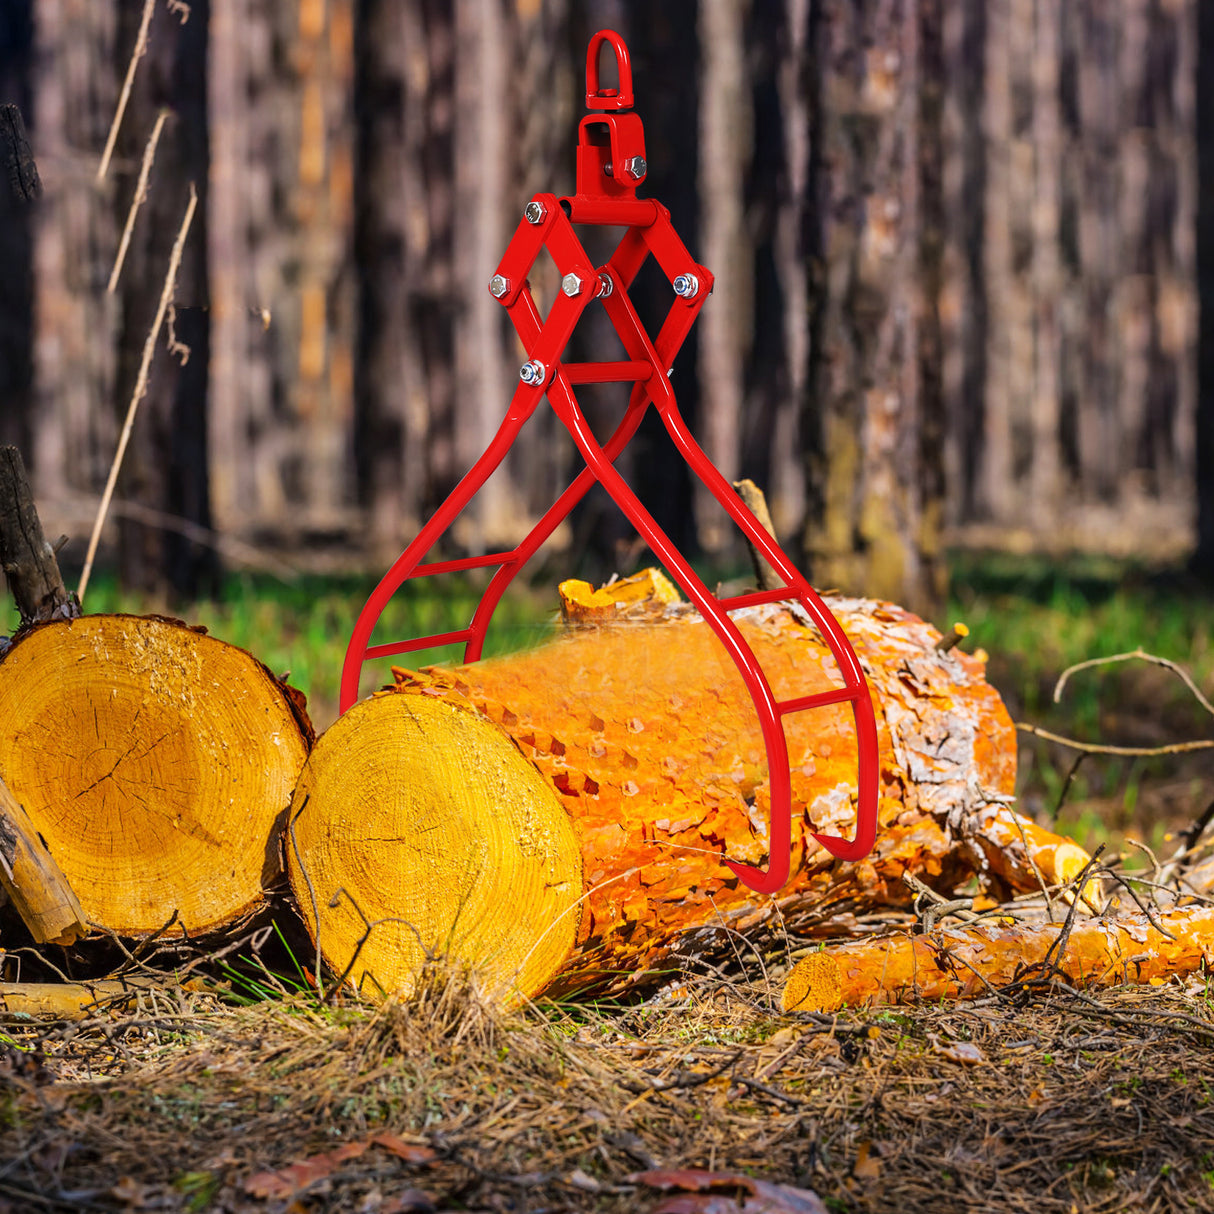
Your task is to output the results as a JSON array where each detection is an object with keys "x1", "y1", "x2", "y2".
[
  {"x1": 781, "y1": 906, "x2": 1214, "y2": 1012},
  {"x1": 0, "y1": 976, "x2": 215, "y2": 1019},
  {"x1": 0, "y1": 445, "x2": 76, "y2": 627},
  {"x1": 0, "y1": 772, "x2": 87, "y2": 944},
  {"x1": 0, "y1": 614, "x2": 312, "y2": 935}
]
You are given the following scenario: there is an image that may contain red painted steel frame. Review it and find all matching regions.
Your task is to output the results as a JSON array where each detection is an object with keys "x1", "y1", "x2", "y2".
[{"x1": 342, "y1": 30, "x2": 880, "y2": 894}]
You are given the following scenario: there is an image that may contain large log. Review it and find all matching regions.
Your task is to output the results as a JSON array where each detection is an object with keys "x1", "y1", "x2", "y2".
[
  {"x1": 0, "y1": 614, "x2": 312, "y2": 936},
  {"x1": 295, "y1": 576, "x2": 1089, "y2": 1002},
  {"x1": 781, "y1": 906, "x2": 1214, "y2": 1013}
]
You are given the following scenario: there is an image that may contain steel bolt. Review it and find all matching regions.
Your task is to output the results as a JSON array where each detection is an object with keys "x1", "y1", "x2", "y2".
[
  {"x1": 524, "y1": 200, "x2": 547, "y2": 225},
  {"x1": 673, "y1": 273, "x2": 700, "y2": 299},
  {"x1": 597, "y1": 272, "x2": 614, "y2": 298},
  {"x1": 519, "y1": 359, "x2": 547, "y2": 386},
  {"x1": 489, "y1": 274, "x2": 510, "y2": 299},
  {"x1": 561, "y1": 273, "x2": 584, "y2": 298},
  {"x1": 624, "y1": 155, "x2": 647, "y2": 180}
]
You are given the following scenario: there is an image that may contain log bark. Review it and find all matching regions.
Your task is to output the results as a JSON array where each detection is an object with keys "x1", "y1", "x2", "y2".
[
  {"x1": 781, "y1": 906, "x2": 1214, "y2": 1013},
  {"x1": 0, "y1": 614, "x2": 312, "y2": 936},
  {"x1": 0, "y1": 770, "x2": 86, "y2": 944},
  {"x1": 306, "y1": 575, "x2": 1089, "y2": 1002}
]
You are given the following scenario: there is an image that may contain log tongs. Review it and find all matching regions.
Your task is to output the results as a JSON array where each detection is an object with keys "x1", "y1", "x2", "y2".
[{"x1": 342, "y1": 30, "x2": 880, "y2": 894}]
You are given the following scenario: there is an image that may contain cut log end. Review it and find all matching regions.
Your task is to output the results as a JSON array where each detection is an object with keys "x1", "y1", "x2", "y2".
[
  {"x1": 781, "y1": 951, "x2": 844, "y2": 1014},
  {"x1": 0, "y1": 614, "x2": 311, "y2": 936},
  {"x1": 286, "y1": 692, "x2": 583, "y2": 1003}
]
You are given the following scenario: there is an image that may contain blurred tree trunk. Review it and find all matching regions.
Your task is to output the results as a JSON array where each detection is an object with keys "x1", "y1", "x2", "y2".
[
  {"x1": 295, "y1": 0, "x2": 356, "y2": 536},
  {"x1": 112, "y1": 0, "x2": 216, "y2": 599},
  {"x1": 1074, "y1": 0, "x2": 1120, "y2": 501},
  {"x1": 1029, "y1": 0, "x2": 1062, "y2": 522},
  {"x1": 0, "y1": 3, "x2": 36, "y2": 459},
  {"x1": 801, "y1": 0, "x2": 946, "y2": 619},
  {"x1": 1198, "y1": 0, "x2": 1214, "y2": 578},
  {"x1": 696, "y1": 0, "x2": 747, "y2": 552},
  {"x1": 29, "y1": 0, "x2": 119, "y2": 517},
  {"x1": 352, "y1": 0, "x2": 457, "y2": 559},
  {"x1": 453, "y1": 0, "x2": 513, "y2": 548},
  {"x1": 940, "y1": 0, "x2": 986, "y2": 524}
]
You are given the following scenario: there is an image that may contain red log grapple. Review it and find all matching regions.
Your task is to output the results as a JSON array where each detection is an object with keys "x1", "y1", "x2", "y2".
[{"x1": 343, "y1": 30, "x2": 880, "y2": 894}]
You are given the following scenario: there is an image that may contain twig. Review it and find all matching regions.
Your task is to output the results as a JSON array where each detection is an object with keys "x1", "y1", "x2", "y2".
[
  {"x1": 1016, "y1": 722, "x2": 1214, "y2": 758},
  {"x1": 1179, "y1": 797, "x2": 1214, "y2": 855},
  {"x1": 730, "y1": 1073, "x2": 806, "y2": 1107},
  {"x1": 1050, "y1": 751, "x2": 1089, "y2": 823},
  {"x1": 900, "y1": 871, "x2": 980, "y2": 932},
  {"x1": 935, "y1": 622, "x2": 969, "y2": 654},
  {"x1": 617, "y1": 1050, "x2": 742, "y2": 1094},
  {"x1": 1040, "y1": 845, "x2": 1105, "y2": 976},
  {"x1": 78, "y1": 183, "x2": 197, "y2": 604},
  {"x1": 1008, "y1": 810, "x2": 1058, "y2": 921},
  {"x1": 96, "y1": 0, "x2": 156, "y2": 183},
  {"x1": 1053, "y1": 648, "x2": 1214, "y2": 718},
  {"x1": 107, "y1": 109, "x2": 167, "y2": 293},
  {"x1": 99, "y1": 498, "x2": 298, "y2": 581},
  {"x1": 1104, "y1": 864, "x2": 1179, "y2": 941}
]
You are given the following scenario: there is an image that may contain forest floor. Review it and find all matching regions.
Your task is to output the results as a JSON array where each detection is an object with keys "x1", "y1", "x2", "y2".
[
  {"x1": 3, "y1": 552, "x2": 1211, "y2": 1212},
  {"x1": 2, "y1": 941, "x2": 1214, "y2": 1214}
]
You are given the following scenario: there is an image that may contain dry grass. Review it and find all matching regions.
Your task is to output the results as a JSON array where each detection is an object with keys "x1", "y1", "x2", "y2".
[{"x1": 2, "y1": 931, "x2": 1213, "y2": 1214}]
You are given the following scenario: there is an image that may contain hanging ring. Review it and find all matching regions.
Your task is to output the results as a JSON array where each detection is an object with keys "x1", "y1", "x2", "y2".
[{"x1": 585, "y1": 29, "x2": 634, "y2": 110}]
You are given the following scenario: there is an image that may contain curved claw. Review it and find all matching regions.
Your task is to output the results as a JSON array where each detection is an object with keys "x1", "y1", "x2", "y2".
[{"x1": 725, "y1": 856, "x2": 791, "y2": 896}]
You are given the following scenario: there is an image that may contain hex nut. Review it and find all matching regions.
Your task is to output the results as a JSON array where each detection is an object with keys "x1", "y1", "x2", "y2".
[
  {"x1": 673, "y1": 273, "x2": 700, "y2": 299},
  {"x1": 519, "y1": 359, "x2": 547, "y2": 386},
  {"x1": 524, "y1": 200, "x2": 547, "y2": 225},
  {"x1": 561, "y1": 273, "x2": 584, "y2": 298},
  {"x1": 489, "y1": 274, "x2": 510, "y2": 299},
  {"x1": 624, "y1": 156, "x2": 647, "y2": 180}
]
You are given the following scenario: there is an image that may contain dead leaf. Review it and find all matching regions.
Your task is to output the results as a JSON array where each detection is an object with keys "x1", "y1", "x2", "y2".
[
  {"x1": 244, "y1": 1141, "x2": 369, "y2": 1199},
  {"x1": 932, "y1": 1038, "x2": 985, "y2": 1065},
  {"x1": 369, "y1": 1131, "x2": 438, "y2": 1165},
  {"x1": 110, "y1": 1177, "x2": 153, "y2": 1207},
  {"x1": 380, "y1": 1191, "x2": 437, "y2": 1213},
  {"x1": 632, "y1": 1168, "x2": 828, "y2": 1213},
  {"x1": 852, "y1": 1141, "x2": 882, "y2": 1180}
]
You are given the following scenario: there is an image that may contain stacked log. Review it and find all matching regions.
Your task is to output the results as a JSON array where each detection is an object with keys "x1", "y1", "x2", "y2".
[{"x1": 0, "y1": 615, "x2": 312, "y2": 936}]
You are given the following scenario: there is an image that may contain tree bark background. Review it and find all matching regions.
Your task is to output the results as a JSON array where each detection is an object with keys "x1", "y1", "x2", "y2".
[
  {"x1": 0, "y1": 4, "x2": 36, "y2": 460},
  {"x1": 801, "y1": 0, "x2": 947, "y2": 617},
  {"x1": 111, "y1": 0, "x2": 216, "y2": 600},
  {"x1": 5, "y1": 0, "x2": 1205, "y2": 590}
]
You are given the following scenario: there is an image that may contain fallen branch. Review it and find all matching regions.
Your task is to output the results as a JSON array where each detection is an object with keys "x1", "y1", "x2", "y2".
[{"x1": 782, "y1": 904, "x2": 1214, "y2": 1014}]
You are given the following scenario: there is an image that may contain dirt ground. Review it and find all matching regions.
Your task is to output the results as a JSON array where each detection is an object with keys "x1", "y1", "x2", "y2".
[{"x1": 2, "y1": 941, "x2": 1213, "y2": 1214}]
